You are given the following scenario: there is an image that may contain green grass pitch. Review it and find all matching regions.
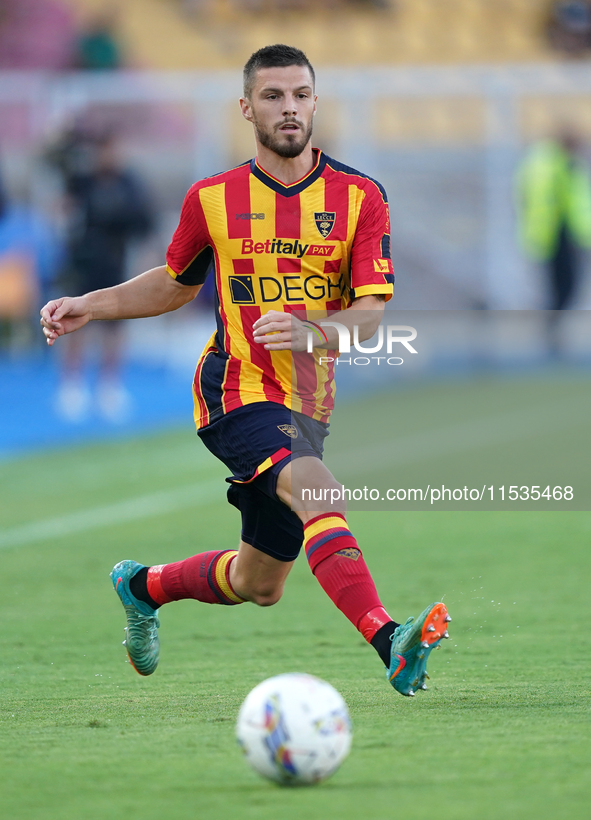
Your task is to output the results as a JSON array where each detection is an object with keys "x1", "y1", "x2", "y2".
[{"x1": 1, "y1": 394, "x2": 590, "y2": 819}]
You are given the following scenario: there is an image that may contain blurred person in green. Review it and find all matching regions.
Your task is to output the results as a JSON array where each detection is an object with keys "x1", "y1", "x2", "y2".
[
  {"x1": 74, "y1": 11, "x2": 122, "y2": 70},
  {"x1": 516, "y1": 130, "x2": 591, "y2": 312}
]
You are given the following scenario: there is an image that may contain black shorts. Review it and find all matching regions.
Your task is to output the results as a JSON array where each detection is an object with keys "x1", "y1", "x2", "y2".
[{"x1": 197, "y1": 402, "x2": 329, "y2": 562}]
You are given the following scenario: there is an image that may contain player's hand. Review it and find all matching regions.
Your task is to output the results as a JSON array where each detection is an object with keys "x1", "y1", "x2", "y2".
[
  {"x1": 252, "y1": 310, "x2": 308, "y2": 352},
  {"x1": 39, "y1": 296, "x2": 92, "y2": 346}
]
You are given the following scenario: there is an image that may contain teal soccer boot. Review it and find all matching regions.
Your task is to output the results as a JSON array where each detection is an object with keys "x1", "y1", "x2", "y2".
[
  {"x1": 110, "y1": 560, "x2": 160, "y2": 676},
  {"x1": 387, "y1": 602, "x2": 451, "y2": 697}
]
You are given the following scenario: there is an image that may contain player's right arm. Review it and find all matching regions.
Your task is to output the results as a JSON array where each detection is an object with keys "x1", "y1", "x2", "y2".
[{"x1": 40, "y1": 265, "x2": 201, "y2": 346}]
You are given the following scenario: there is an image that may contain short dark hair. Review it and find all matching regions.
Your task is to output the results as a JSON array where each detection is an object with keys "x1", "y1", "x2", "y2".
[{"x1": 243, "y1": 44, "x2": 315, "y2": 99}]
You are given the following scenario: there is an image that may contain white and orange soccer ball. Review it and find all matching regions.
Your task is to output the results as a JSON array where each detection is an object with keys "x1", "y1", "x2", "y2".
[{"x1": 236, "y1": 673, "x2": 352, "y2": 786}]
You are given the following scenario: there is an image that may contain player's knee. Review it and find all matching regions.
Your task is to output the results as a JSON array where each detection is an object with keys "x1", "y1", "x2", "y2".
[
  {"x1": 297, "y1": 480, "x2": 347, "y2": 518},
  {"x1": 249, "y1": 584, "x2": 283, "y2": 607}
]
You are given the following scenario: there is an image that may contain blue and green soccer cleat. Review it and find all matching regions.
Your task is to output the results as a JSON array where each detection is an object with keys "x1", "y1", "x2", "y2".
[
  {"x1": 110, "y1": 560, "x2": 160, "y2": 676},
  {"x1": 387, "y1": 602, "x2": 451, "y2": 697}
]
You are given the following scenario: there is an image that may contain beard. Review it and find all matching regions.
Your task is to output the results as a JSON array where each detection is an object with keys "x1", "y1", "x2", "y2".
[{"x1": 253, "y1": 116, "x2": 314, "y2": 159}]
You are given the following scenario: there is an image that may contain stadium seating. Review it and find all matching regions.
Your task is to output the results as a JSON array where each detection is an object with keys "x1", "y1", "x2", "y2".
[
  {"x1": 63, "y1": 0, "x2": 559, "y2": 70},
  {"x1": 0, "y1": 0, "x2": 76, "y2": 69}
]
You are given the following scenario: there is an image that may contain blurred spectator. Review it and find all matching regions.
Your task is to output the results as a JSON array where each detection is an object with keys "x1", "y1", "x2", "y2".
[
  {"x1": 0, "y1": 187, "x2": 63, "y2": 351},
  {"x1": 74, "y1": 11, "x2": 123, "y2": 71},
  {"x1": 0, "y1": 153, "x2": 63, "y2": 351},
  {"x1": 548, "y1": 1, "x2": 591, "y2": 56},
  {"x1": 46, "y1": 128, "x2": 154, "y2": 421},
  {"x1": 516, "y1": 131, "x2": 591, "y2": 313},
  {"x1": 0, "y1": 0, "x2": 75, "y2": 69}
]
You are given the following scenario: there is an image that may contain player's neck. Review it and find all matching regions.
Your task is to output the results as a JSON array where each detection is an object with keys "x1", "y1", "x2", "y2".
[{"x1": 255, "y1": 143, "x2": 316, "y2": 185}]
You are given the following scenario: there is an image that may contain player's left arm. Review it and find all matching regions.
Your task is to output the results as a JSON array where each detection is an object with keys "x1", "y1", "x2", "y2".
[{"x1": 252, "y1": 294, "x2": 385, "y2": 352}]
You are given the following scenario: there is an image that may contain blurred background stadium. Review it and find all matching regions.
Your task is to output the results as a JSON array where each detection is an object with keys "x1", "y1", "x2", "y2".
[{"x1": 1, "y1": 0, "x2": 591, "y2": 458}]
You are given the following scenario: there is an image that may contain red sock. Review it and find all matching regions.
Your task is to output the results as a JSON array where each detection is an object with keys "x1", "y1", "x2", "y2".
[
  {"x1": 303, "y1": 513, "x2": 392, "y2": 642},
  {"x1": 147, "y1": 550, "x2": 244, "y2": 606}
]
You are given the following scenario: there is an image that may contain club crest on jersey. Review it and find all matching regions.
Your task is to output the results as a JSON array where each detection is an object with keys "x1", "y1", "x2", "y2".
[
  {"x1": 314, "y1": 212, "x2": 336, "y2": 239},
  {"x1": 277, "y1": 424, "x2": 298, "y2": 438}
]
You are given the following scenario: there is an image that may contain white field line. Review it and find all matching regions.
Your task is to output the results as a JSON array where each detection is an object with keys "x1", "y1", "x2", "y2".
[
  {"x1": 0, "y1": 481, "x2": 220, "y2": 550},
  {"x1": 0, "y1": 400, "x2": 580, "y2": 550}
]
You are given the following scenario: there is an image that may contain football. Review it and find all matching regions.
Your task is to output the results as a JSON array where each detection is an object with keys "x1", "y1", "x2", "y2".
[{"x1": 236, "y1": 673, "x2": 352, "y2": 786}]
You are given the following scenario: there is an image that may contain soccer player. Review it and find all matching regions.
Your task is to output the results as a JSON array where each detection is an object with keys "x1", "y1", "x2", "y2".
[{"x1": 40, "y1": 45, "x2": 451, "y2": 697}]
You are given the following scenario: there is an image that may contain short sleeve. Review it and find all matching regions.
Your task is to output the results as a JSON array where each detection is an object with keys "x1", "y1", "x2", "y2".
[
  {"x1": 166, "y1": 185, "x2": 213, "y2": 286},
  {"x1": 349, "y1": 184, "x2": 394, "y2": 301}
]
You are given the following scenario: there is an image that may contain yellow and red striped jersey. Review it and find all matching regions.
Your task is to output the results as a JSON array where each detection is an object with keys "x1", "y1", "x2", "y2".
[{"x1": 166, "y1": 149, "x2": 394, "y2": 429}]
